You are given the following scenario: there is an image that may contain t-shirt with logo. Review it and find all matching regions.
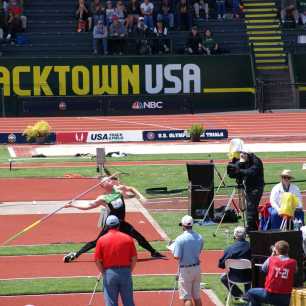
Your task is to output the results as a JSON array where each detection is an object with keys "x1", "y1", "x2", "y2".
[
  {"x1": 103, "y1": 189, "x2": 126, "y2": 220},
  {"x1": 265, "y1": 256, "x2": 297, "y2": 294}
]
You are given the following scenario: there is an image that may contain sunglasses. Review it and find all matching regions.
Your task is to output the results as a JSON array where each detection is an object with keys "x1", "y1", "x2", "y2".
[{"x1": 282, "y1": 176, "x2": 291, "y2": 180}]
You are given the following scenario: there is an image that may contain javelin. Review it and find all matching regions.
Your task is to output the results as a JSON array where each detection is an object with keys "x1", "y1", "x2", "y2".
[{"x1": 2, "y1": 173, "x2": 119, "y2": 246}]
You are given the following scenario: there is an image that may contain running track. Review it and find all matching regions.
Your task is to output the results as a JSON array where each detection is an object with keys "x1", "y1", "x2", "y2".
[
  {"x1": 0, "y1": 291, "x2": 215, "y2": 306},
  {"x1": 1, "y1": 112, "x2": 306, "y2": 141}
]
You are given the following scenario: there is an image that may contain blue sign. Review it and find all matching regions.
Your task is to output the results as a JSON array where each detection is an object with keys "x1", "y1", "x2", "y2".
[
  {"x1": 0, "y1": 133, "x2": 56, "y2": 144},
  {"x1": 143, "y1": 129, "x2": 228, "y2": 141}
]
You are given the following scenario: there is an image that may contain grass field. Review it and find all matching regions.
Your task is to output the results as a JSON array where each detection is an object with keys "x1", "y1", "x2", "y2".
[{"x1": 1, "y1": 145, "x2": 306, "y2": 304}]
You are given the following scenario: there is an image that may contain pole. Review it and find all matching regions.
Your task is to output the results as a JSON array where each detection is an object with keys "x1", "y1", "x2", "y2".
[
  {"x1": 1, "y1": 176, "x2": 118, "y2": 246},
  {"x1": 88, "y1": 274, "x2": 102, "y2": 306}
]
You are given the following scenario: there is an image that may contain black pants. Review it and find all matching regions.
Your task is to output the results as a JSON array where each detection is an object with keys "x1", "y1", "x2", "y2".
[
  {"x1": 220, "y1": 273, "x2": 251, "y2": 298},
  {"x1": 76, "y1": 220, "x2": 156, "y2": 257},
  {"x1": 245, "y1": 187, "x2": 263, "y2": 232}
]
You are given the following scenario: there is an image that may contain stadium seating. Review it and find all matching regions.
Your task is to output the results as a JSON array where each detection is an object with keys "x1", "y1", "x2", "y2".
[{"x1": 1, "y1": 0, "x2": 251, "y2": 56}]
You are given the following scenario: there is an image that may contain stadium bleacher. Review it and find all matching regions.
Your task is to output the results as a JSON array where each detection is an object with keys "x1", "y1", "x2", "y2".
[{"x1": 1, "y1": 0, "x2": 252, "y2": 56}]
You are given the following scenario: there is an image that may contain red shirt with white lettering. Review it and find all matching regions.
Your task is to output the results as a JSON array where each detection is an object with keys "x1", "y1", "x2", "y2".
[
  {"x1": 94, "y1": 228, "x2": 137, "y2": 269},
  {"x1": 265, "y1": 256, "x2": 297, "y2": 294}
]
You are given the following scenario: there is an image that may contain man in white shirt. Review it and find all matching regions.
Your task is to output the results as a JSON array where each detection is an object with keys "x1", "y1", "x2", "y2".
[
  {"x1": 269, "y1": 169, "x2": 304, "y2": 229},
  {"x1": 140, "y1": 0, "x2": 154, "y2": 29}
]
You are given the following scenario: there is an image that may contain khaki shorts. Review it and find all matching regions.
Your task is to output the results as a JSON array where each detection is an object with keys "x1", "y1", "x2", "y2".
[{"x1": 178, "y1": 265, "x2": 201, "y2": 300}]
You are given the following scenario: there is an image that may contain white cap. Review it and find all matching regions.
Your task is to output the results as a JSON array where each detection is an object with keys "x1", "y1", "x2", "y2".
[
  {"x1": 106, "y1": 215, "x2": 120, "y2": 227},
  {"x1": 179, "y1": 215, "x2": 193, "y2": 227},
  {"x1": 234, "y1": 226, "x2": 246, "y2": 239},
  {"x1": 281, "y1": 169, "x2": 294, "y2": 178},
  {"x1": 229, "y1": 138, "x2": 245, "y2": 153}
]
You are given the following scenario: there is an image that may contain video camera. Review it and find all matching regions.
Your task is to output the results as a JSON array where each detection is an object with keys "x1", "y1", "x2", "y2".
[{"x1": 227, "y1": 159, "x2": 246, "y2": 187}]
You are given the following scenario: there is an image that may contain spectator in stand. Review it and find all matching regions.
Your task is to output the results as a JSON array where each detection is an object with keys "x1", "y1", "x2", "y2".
[
  {"x1": 185, "y1": 25, "x2": 203, "y2": 54},
  {"x1": 109, "y1": 14, "x2": 127, "y2": 54},
  {"x1": 281, "y1": 0, "x2": 299, "y2": 24},
  {"x1": 156, "y1": 0, "x2": 174, "y2": 29},
  {"x1": 153, "y1": 20, "x2": 170, "y2": 54},
  {"x1": 93, "y1": 20, "x2": 108, "y2": 54},
  {"x1": 140, "y1": 0, "x2": 154, "y2": 30},
  {"x1": 91, "y1": 0, "x2": 106, "y2": 26},
  {"x1": 126, "y1": 0, "x2": 141, "y2": 32},
  {"x1": 76, "y1": 0, "x2": 92, "y2": 32},
  {"x1": 232, "y1": 0, "x2": 240, "y2": 18},
  {"x1": 6, "y1": 11, "x2": 22, "y2": 42},
  {"x1": 134, "y1": 16, "x2": 153, "y2": 54},
  {"x1": 105, "y1": 0, "x2": 115, "y2": 26},
  {"x1": 7, "y1": 0, "x2": 26, "y2": 30},
  {"x1": 193, "y1": 0, "x2": 209, "y2": 20},
  {"x1": 176, "y1": 0, "x2": 191, "y2": 30},
  {"x1": 298, "y1": 0, "x2": 306, "y2": 24},
  {"x1": 202, "y1": 29, "x2": 220, "y2": 54},
  {"x1": 114, "y1": 0, "x2": 127, "y2": 24},
  {"x1": 0, "y1": 0, "x2": 5, "y2": 40},
  {"x1": 216, "y1": 0, "x2": 226, "y2": 19}
]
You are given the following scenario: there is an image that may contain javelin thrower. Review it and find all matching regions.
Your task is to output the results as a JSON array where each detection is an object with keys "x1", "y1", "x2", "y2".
[{"x1": 63, "y1": 176, "x2": 165, "y2": 262}]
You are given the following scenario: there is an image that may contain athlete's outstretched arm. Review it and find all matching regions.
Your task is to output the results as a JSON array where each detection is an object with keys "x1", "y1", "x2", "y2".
[{"x1": 65, "y1": 197, "x2": 106, "y2": 210}]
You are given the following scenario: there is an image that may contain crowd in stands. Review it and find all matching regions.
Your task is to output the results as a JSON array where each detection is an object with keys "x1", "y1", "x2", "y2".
[
  {"x1": 0, "y1": 0, "x2": 27, "y2": 44},
  {"x1": 76, "y1": 0, "x2": 245, "y2": 55},
  {"x1": 282, "y1": 0, "x2": 306, "y2": 25}
]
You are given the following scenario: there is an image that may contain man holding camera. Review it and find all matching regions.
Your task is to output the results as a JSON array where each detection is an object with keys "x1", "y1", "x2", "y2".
[
  {"x1": 227, "y1": 143, "x2": 264, "y2": 232},
  {"x1": 246, "y1": 240, "x2": 297, "y2": 306}
]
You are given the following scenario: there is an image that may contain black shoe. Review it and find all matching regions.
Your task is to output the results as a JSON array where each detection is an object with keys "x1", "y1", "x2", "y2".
[
  {"x1": 151, "y1": 251, "x2": 166, "y2": 258},
  {"x1": 63, "y1": 252, "x2": 77, "y2": 263}
]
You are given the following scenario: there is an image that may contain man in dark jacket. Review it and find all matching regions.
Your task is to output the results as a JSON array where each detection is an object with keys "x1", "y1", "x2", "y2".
[
  {"x1": 227, "y1": 147, "x2": 264, "y2": 232},
  {"x1": 218, "y1": 226, "x2": 252, "y2": 300}
]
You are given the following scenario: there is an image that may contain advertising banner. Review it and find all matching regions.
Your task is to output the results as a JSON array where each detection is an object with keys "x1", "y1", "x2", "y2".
[
  {"x1": 0, "y1": 133, "x2": 56, "y2": 144},
  {"x1": 0, "y1": 55, "x2": 255, "y2": 115},
  {"x1": 143, "y1": 129, "x2": 228, "y2": 141},
  {"x1": 56, "y1": 131, "x2": 143, "y2": 143}
]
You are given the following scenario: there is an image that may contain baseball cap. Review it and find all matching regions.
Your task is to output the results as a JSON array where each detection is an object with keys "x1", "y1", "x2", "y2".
[
  {"x1": 179, "y1": 215, "x2": 193, "y2": 227},
  {"x1": 106, "y1": 215, "x2": 120, "y2": 227},
  {"x1": 234, "y1": 226, "x2": 246, "y2": 239},
  {"x1": 281, "y1": 169, "x2": 293, "y2": 178}
]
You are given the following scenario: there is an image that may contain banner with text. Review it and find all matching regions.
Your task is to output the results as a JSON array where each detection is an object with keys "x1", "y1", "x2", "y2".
[
  {"x1": 143, "y1": 129, "x2": 228, "y2": 141},
  {"x1": 56, "y1": 130, "x2": 143, "y2": 143}
]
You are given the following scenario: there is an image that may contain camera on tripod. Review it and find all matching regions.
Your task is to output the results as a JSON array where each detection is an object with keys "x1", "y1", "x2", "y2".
[{"x1": 227, "y1": 159, "x2": 248, "y2": 190}]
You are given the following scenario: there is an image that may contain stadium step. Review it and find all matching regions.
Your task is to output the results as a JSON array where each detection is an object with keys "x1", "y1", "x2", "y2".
[{"x1": 244, "y1": 0, "x2": 295, "y2": 109}]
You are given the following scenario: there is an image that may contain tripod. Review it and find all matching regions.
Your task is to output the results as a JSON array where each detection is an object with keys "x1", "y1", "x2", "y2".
[
  {"x1": 198, "y1": 163, "x2": 242, "y2": 226},
  {"x1": 213, "y1": 184, "x2": 246, "y2": 237}
]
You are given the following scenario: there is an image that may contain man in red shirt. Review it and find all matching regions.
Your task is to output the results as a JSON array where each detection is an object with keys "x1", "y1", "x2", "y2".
[
  {"x1": 246, "y1": 240, "x2": 297, "y2": 306},
  {"x1": 95, "y1": 215, "x2": 137, "y2": 306}
]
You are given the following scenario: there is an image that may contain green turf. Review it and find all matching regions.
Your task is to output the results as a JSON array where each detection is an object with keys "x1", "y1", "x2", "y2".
[
  {"x1": 0, "y1": 241, "x2": 166, "y2": 256},
  {"x1": 0, "y1": 274, "x2": 225, "y2": 300}
]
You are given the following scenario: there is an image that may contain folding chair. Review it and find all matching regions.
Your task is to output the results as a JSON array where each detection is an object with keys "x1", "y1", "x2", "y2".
[{"x1": 225, "y1": 259, "x2": 252, "y2": 306}]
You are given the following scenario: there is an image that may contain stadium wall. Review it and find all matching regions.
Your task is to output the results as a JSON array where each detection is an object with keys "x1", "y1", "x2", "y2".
[
  {"x1": 0, "y1": 55, "x2": 255, "y2": 116},
  {"x1": 292, "y1": 54, "x2": 306, "y2": 108}
]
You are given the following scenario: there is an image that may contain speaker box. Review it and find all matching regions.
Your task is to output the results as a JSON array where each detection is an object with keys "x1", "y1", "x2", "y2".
[
  {"x1": 249, "y1": 230, "x2": 304, "y2": 287},
  {"x1": 186, "y1": 163, "x2": 214, "y2": 220}
]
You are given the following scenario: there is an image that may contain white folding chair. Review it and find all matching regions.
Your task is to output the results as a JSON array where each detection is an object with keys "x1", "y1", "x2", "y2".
[{"x1": 225, "y1": 258, "x2": 252, "y2": 306}]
